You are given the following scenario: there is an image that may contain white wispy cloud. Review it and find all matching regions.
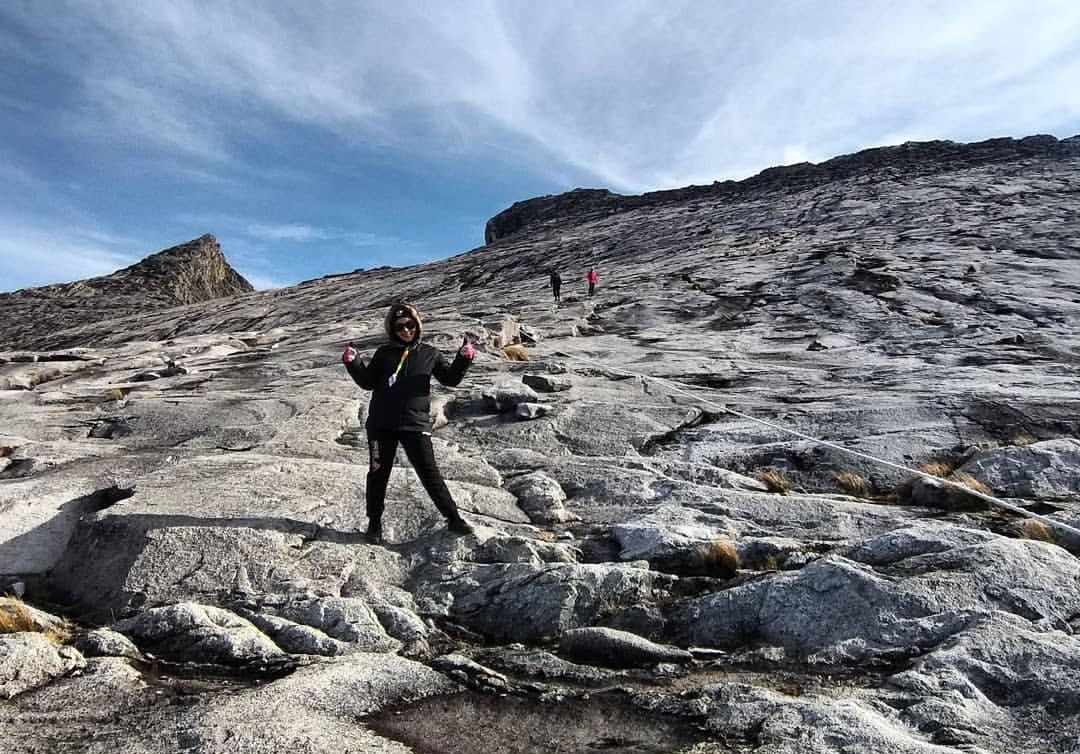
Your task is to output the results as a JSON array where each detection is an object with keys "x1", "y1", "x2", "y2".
[
  {"x1": 245, "y1": 223, "x2": 381, "y2": 245},
  {"x1": 0, "y1": 219, "x2": 141, "y2": 291},
  {"x1": 13, "y1": 0, "x2": 1074, "y2": 190}
]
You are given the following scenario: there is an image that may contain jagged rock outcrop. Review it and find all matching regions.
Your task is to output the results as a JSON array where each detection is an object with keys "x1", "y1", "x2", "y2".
[
  {"x1": 2, "y1": 133, "x2": 1080, "y2": 754},
  {"x1": 485, "y1": 133, "x2": 1080, "y2": 242},
  {"x1": 0, "y1": 234, "x2": 252, "y2": 351}
]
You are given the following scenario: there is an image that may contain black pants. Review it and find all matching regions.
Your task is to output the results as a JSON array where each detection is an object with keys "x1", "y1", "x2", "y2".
[
  {"x1": 366, "y1": 430, "x2": 460, "y2": 523},
  {"x1": 552, "y1": 285, "x2": 561, "y2": 302},
  {"x1": 588, "y1": 282, "x2": 596, "y2": 296}
]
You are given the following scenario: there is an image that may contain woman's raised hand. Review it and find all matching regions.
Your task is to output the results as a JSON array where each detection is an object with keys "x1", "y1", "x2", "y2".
[{"x1": 458, "y1": 336, "x2": 476, "y2": 361}]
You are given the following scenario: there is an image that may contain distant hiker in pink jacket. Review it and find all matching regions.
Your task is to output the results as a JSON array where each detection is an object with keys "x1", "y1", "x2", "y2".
[{"x1": 586, "y1": 267, "x2": 599, "y2": 297}]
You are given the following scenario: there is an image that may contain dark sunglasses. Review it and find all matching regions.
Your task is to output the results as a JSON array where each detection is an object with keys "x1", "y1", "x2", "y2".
[{"x1": 394, "y1": 320, "x2": 418, "y2": 332}]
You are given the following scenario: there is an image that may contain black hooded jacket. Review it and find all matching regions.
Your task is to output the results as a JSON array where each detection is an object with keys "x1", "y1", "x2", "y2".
[{"x1": 345, "y1": 303, "x2": 471, "y2": 432}]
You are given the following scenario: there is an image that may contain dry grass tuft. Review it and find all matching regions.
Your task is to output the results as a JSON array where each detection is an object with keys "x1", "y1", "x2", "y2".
[
  {"x1": 0, "y1": 597, "x2": 36, "y2": 634},
  {"x1": 919, "y1": 460, "x2": 955, "y2": 478},
  {"x1": 0, "y1": 596, "x2": 72, "y2": 645},
  {"x1": 43, "y1": 620, "x2": 74, "y2": 645},
  {"x1": 834, "y1": 472, "x2": 870, "y2": 498},
  {"x1": 943, "y1": 471, "x2": 992, "y2": 510},
  {"x1": 107, "y1": 387, "x2": 131, "y2": 402},
  {"x1": 1010, "y1": 432, "x2": 1037, "y2": 447},
  {"x1": 761, "y1": 555, "x2": 783, "y2": 572},
  {"x1": 949, "y1": 472, "x2": 990, "y2": 495},
  {"x1": 756, "y1": 468, "x2": 791, "y2": 495},
  {"x1": 688, "y1": 538, "x2": 740, "y2": 579},
  {"x1": 1016, "y1": 519, "x2": 1059, "y2": 543},
  {"x1": 503, "y1": 344, "x2": 530, "y2": 361}
]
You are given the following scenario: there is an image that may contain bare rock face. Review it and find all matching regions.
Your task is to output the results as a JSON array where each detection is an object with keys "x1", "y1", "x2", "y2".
[
  {"x1": 3, "y1": 134, "x2": 1080, "y2": 753},
  {"x1": 485, "y1": 134, "x2": 1080, "y2": 242},
  {"x1": 0, "y1": 234, "x2": 253, "y2": 351}
]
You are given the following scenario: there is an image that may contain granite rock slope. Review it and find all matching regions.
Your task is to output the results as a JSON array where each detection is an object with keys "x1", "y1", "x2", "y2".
[
  {"x1": 0, "y1": 234, "x2": 253, "y2": 352},
  {"x1": 1, "y1": 134, "x2": 1079, "y2": 753}
]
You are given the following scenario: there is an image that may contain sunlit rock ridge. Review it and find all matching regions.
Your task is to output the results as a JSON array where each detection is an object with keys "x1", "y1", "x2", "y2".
[
  {"x1": 0, "y1": 234, "x2": 253, "y2": 351},
  {"x1": 1, "y1": 133, "x2": 1079, "y2": 754}
]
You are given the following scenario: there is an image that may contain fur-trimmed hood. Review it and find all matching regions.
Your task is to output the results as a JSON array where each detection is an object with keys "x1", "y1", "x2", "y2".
[{"x1": 385, "y1": 302, "x2": 423, "y2": 344}]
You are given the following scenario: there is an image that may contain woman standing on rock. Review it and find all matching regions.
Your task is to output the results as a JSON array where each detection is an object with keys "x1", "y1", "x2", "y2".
[
  {"x1": 586, "y1": 266, "x2": 599, "y2": 296},
  {"x1": 342, "y1": 302, "x2": 476, "y2": 544}
]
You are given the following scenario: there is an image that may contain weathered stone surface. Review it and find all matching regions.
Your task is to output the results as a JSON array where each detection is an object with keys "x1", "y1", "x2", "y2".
[
  {"x1": 504, "y1": 470, "x2": 575, "y2": 524},
  {"x1": 0, "y1": 235, "x2": 252, "y2": 352},
  {"x1": 431, "y1": 562, "x2": 675, "y2": 642},
  {"x1": 112, "y1": 602, "x2": 286, "y2": 665},
  {"x1": 71, "y1": 627, "x2": 145, "y2": 661},
  {"x1": 669, "y1": 537, "x2": 1080, "y2": 662},
  {"x1": 0, "y1": 633, "x2": 85, "y2": 698},
  {"x1": 515, "y1": 401, "x2": 547, "y2": 420},
  {"x1": 522, "y1": 373, "x2": 572, "y2": 392},
  {"x1": 890, "y1": 611, "x2": 1080, "y2": 750},
  {"x1": 471, "y1": 645, "x2": 616, "y2": 686},
  {"x1": 370, "y1": 601, "x2": 429, "y2": 656},
  {"x1": 277, "y1": 596, "x2": 400, "y2": 653},
  {"x1": 611, "y1": 504, "x2": 734, "y2": 568},
  {"x1": 958, "y1": 439, "x2": 1080, "y2": 500},
  {"x1": 235, "y1": 608, "x2": 347, "y2": 657},
  {"x1": 473, "y1": 533, "x2": 579, "y2": 565},
  {"x1": 481, "y1": 380, "x2": 540, "y2": 412},
  {"x1": 559, "y1": 626, "x2": 693, "y2": 668}
]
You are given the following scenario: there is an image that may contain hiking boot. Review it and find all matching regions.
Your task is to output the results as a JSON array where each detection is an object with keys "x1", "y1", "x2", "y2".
[
  {"x1": 446, "y1": 517, "x2": 474, "y2": 536},
  {"x1": 365, "y1": 522, "x2": 384, "y2": 545}
]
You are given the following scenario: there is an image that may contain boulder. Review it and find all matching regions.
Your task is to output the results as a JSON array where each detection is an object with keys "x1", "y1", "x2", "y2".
[
  {"x1": 481, "y1": 381, "x2": 540, "y2": 412},
  {"x1": 505, "y1": 471, "x2": 575, "y2": 524},
  {"x1": 278, "y1": 595, "x2": 401, "y2": 653},
  {"x1": 113, "y1": 602, "x2": 286, "y2": 665},
  {"x1": 559, "y1": 626, "x2": 693, "y2": 668},
  {"x1": 515, "y1": 402, "x2": 548, "y2": 420},
  {"x1": 0, "y1": 633, "x2": 85, "y2": 699},
  {"x1": 959, "y1": 439, "x2": 1080, "y2": 500},
  {"x1": 522, "y1": 373, "x2": 572, "y2": 393}
]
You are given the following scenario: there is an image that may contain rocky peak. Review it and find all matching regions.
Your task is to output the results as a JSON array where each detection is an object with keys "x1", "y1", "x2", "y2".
[
  {"x1": 0, "y1": 234, "x2": 252, "y2": 351},
  {"x1": 68, "y1": 234, "x2": 252, "y2": 307},
  {"x1": 485, "y1": 133, "x2": 1080, "y2": 242}
]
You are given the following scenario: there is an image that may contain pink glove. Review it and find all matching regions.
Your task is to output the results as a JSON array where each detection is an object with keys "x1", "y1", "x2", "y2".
[
  {"x1": 458, "y1": 338, "x2": 476, "y2": 361},
  {"x1": 342, "y1": 345, "x2": 358, "y2": 364}
]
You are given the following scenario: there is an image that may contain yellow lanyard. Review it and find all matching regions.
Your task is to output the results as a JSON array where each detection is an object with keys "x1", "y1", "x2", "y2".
[{"x1": 388, "y1": 346, "x2": 411, "y2": 387}]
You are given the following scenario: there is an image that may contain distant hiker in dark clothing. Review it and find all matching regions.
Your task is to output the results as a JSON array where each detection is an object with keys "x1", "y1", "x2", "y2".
[
  {"x1": 342, "y1": 302, "x2": 476, "y2": 544},
  {"x1": 586, "y1": 267, "x2": 599, "y2": 297},
  {"x1": 549, "y1": 270, "x2": 562, "y2": 303}
]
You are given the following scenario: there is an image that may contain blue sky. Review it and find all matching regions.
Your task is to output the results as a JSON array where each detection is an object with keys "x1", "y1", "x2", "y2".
[{"x1": 1, "y1": 1, "x2": 1079, "y2": 292}]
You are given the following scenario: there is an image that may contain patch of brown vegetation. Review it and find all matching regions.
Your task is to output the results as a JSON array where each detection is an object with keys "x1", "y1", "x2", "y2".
[
  {"x1": 761, "y1": 555, "x2": 783, "y2": 572},
  {"x1": 503, "y1": 344, "x2": 529, "y2": 361},
  {"x1": 0, "y1": 596, "x2": 35, "y2": 634},
  {"x1": 756, "y1": 468, "x2": 791, "y2": 495},
  {"x1": 834, "y1": 472, "x2": 870, "y2": 497},
  {"x1": 1010, "y1": 432, "x2": 1037, "y2": 446},
  {"x1": 943, "y1": 471, "x2": 992, "y2": 510},
  {"x1": 1015, "y1": 519, "x2": 1059, "y2": 543},
  {"x1": 919, "y1": 460, "x2": 955, "y2": 478},
  {"x1": 0, "y1": 596, "x2": 72, "y2": 645},
  {"x1": 688, "y1": 538, "x2": 740, "y2": 579}
]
